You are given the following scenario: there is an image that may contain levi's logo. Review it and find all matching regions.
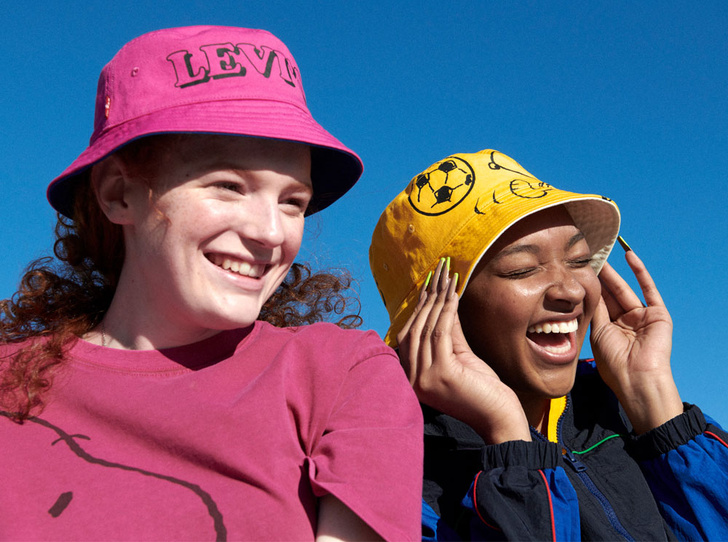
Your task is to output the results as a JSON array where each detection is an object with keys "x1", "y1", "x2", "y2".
[{"x1": 166, "y1": 42, "x2": 300, "y2": 90}]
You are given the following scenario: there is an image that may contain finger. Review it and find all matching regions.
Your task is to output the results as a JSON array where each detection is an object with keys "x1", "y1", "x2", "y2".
[
  {"x1": 598, "y1": 272, "x2": 624, "y2": 322},
  {"x1": 398, "y1": 273, "x2": 441, "y2": 380},
  {"x1": 624, "y1": 250, "x2": 666, "y2": 308},
  {"x1": 590, "y1": 296, "x2": 611, "y2": 341},
  {"x1": 407, "y1": 263, "x2": 455, "y2": 357},
  {"x1": 435, "y1": 257, "x2": 452, "y2": 295},
  {"x1": 401, "y1": 258, "x2": 445, "y2": 342},
  {"x1": 429, "y1": 258, "x2": 446, "y2": 295},
  {"x1": 399, "y1": 258, "x2": 456, "y2": 385},
  {"x1": 414, "y1": 267, "x2": 458, "y2": 371},
  {"x1": 598, "y1": 260, "x2": 644, "y2": 312},
  {"x1": 410, "y1": 257, "x2": 452, "y2": 349},
  {"x1": 425, "y1": 274, "x2": 461, "y2": 368},
  {"x1": 418, "y1": 271, "x2": 432, "y2": 303},
  {"x1": 399, "y1": 284, "x2": 428, "y2": 348}
]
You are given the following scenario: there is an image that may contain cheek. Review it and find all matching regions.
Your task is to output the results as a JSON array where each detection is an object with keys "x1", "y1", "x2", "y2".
[
  {"x1": 283, "y1": 219, "x2": 305, "y2": 256},
  {"x1": 459, "y1": 291, "x2": 521, "y2": 361}
]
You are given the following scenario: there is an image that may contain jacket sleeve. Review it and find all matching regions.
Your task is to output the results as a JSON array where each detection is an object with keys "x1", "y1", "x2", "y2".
[
  {"x1": 424, "y1": 440, "x2": 581, "y2": 541},
  {"x1": 629, "y1": 404, "x2": 728, "y2": 541}
]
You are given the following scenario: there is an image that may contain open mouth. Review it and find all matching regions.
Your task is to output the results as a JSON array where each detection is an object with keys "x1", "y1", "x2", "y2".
[
  {"x1": 527, "y1": 319, "x2": 578, "y2": 356},
  {"x1": 206, "y1": 253, "x2": 266, "y2": 279}
]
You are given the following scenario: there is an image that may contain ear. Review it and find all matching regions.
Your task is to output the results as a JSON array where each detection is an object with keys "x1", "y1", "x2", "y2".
[{"x1": 91, "y1": 154, "x2": 139, "y2": 225}]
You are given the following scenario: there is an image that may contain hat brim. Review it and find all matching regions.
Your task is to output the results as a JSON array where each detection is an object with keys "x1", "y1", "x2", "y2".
[
  {"x1": 47, "y1": 99, "x2": 363, "y2": 218},
  {"x1": 383, "y1": 196, "x2": 620, "y2": 347}
]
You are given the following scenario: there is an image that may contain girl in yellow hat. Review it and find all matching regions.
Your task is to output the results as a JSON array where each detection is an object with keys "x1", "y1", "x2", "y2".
[{"x1": 370, "y1": 149, "x2": 728, "y2": 540}]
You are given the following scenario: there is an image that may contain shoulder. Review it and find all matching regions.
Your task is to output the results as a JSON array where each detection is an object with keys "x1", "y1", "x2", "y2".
[
  {"x1": 0, "y1": 338, "x2": 38, "y2": 360},
  {"x1": 253, "y1": 321, "x2": 397, "y2": 366}
]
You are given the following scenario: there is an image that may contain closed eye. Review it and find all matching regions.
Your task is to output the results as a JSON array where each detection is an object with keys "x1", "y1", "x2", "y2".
[
  {"x1": 569, "y1": 257, "x2": 593, "y2": 268},
  {"x1": 500, "y1": 267, "x2": 537, "y2": 279}
]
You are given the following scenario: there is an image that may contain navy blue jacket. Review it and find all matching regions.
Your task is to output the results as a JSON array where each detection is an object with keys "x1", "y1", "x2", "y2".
[{"x1": 422, "y1": 362, "x2": 728, "y2": 540}]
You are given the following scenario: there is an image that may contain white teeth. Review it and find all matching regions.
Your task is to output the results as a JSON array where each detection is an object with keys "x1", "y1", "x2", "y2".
[
  {"x1": 216, "y1": 257, "x2": 263, "y2": 278},
  {"x1": 543, "y1": 342, "x2": 572, "y2": 355},
  {"x1": 528, "y1": 319, "x2": 578, "y2": 334}
]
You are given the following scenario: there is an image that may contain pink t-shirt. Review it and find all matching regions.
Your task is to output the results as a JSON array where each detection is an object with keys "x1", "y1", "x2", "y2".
[{"x1": 0, "y1": 321, "x2": 423, "y2": 541}]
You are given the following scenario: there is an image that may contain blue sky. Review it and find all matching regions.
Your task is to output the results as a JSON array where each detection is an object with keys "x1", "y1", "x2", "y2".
[{"x1": 2, "y1": 1, "x2": 726, "y2": 424}]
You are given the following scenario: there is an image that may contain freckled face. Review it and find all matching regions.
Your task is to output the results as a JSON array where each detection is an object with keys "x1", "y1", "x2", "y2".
[
  {"x1": 121, "y1": 135, "x2": 312, "y2": 343},
  {"x1": 458, "y1": 206, "x2": 601, "y2": 415}
]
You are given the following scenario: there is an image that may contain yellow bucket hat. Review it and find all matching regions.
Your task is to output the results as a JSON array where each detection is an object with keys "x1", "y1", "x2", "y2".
[{"x1": 369, "y1": 149, "x2": 621, "y2": 347}]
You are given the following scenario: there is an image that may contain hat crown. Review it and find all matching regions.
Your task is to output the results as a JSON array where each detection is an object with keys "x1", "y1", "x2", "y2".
[{"x1": 93, "y1": 26, "x2": 305, "y2": 143}]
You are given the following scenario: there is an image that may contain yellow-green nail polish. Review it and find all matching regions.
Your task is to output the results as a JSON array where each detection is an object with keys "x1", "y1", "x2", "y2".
[
  {"x1": 617, "y1": 235, "x2": 632, "y2": 252},
  {"x1": 424, "y1": 271, "x2": 432, "y2": 289},
  {"x1": 446, "y1": 257, "x2": 451, "y2": 273}
]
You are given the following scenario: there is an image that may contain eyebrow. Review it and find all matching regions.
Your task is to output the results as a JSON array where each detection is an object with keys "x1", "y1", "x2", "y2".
[{"x1": 491, "y1": 232, "x2": 586, "y2": 262}]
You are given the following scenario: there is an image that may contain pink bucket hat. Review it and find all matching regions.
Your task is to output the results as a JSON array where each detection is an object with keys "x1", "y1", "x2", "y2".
[{"x1": 46, "y1": 25, "x2": 363, "y2": 217}]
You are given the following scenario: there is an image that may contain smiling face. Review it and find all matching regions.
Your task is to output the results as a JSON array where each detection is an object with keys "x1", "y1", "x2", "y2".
[
  {"x1": 113, "y1": 135, "x2": 311, "y2": 346},
  {"x1": 458, "y1": 206, "x2": 601, "y2": 423}
]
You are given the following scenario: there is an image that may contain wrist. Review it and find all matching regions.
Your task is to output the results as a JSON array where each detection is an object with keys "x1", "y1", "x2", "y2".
[
  {"x1": 469, "y1": 410, "x2": 532, "y2": 444},
  {"x1": 616, "y1": 375, "x2": 683, "y2": 434}
]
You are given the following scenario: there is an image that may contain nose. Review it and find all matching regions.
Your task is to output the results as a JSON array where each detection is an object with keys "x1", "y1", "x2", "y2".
[
  {"x1": 544, "y1": 265, "x2": 586, "y2": 310},
  {"x1": 239, "y1": 197, "x2": 286, "y2": 248}
]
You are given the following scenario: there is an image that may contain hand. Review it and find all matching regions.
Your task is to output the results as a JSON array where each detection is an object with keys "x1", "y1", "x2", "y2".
[
  {"x1": 397, "y1": 258, "x2": 531, "y2": 443},
  {"x1": 590, "y1": 249, "x2": 683, "y2": 434}
]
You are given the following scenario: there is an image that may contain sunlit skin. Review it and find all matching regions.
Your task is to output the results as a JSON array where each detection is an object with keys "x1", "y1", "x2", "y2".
[
  {"x1": 398, "y1": 205, "x2": 683, "y2": 443},
  {"x1": 88, "y1": 135, "x2": 312, "y2": 350},
  {"x1": 458, "y1": 207, "x2": 601, "y2": 429}
]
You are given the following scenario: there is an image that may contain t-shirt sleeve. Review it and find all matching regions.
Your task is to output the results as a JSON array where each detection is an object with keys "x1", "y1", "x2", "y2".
[{"x1": 305, "y1": 329, "x2": 424, "y2": 542}]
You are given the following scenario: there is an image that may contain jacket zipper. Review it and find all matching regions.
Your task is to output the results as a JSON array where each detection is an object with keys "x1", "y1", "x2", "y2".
[{"x1": 544, "y1": 395, "x2": 637, "y2": 542}]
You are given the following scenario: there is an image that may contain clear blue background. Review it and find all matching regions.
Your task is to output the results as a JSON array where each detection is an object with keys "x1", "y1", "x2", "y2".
[{"x1": 2, "y1": 1, "x2": 726, "y2": 425}]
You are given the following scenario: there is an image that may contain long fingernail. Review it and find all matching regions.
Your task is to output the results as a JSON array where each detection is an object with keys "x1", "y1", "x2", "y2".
[
  {"x1": 617, "y1": 235, "x2": 632, "y2": 252},
  {"x1": 446, "y1": 257, "x2": 451, "y2": 274},
  {"x1": 447, "y1": 272, "x2": 459, "y2": 298},
  {"x1": 424, "y1": 270, "x2": 432, "y2": 289}
]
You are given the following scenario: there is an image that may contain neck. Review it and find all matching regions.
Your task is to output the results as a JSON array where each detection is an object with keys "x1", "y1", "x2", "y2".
[
  {"x1": 91, "y1": 269, "x2": 224, "y2": 350},
  {"x1": 520, "y1": 396, "x2": 552, "y2": 435}
]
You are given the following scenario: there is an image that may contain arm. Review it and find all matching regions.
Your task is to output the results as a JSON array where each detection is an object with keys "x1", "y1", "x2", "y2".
[
  {"x1": 461, "y1": 440, "x2": 580, "y2": 541},
  {"x1": 316, "y1": 494, "x2": 383, "y2": 542},
  {"x1": 628, "y1": 406, "x2": 728, "y2": 541},
  {"x1": 400, "y1": 260, "x2": 580, "y2": 540},
  {"x1": 592, "y1": 248, "x2": 728, "y2": 538}
]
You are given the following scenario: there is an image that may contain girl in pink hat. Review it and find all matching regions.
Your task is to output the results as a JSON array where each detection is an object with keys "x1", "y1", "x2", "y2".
[{"x1": 0, "y1": 26, "x2": 422, "y2": 540}]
